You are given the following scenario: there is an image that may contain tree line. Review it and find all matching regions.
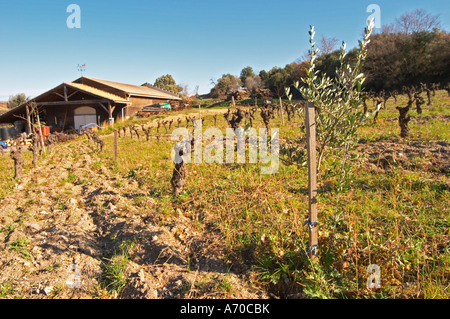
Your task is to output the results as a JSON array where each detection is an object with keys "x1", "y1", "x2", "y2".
[{"x1": 208, "y1": 9, "x2": 449, "y2": 100}]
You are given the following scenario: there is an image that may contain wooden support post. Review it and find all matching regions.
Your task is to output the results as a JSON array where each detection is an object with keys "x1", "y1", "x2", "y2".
[
  {"x1": 108, "y1": 102, "x2": 114, "y2": 126},
  {"x1": 232, "y1": 96, "x2": 236, "y2": 108},
  {"x1": 35, "y1": 107, "x2": 46, "y2": 154},
  {"x1": 26, "y1": 105, "x2": 32, "y2": 135},
  {"x1": 279, "y1": 96, "x2": 285, "y2": 126},
  {"x1": 64, "y1": 85, "x2": 68, "y2": 101},
  {"x1": 114, "y1": 129, "x2": 118, "y2": 162},
  {"x1": 305, "y1": 102, "x2": 318, "y2": 261},
  {"x1": 62, "y1": 109, "x2": 68, "y2": 131}
]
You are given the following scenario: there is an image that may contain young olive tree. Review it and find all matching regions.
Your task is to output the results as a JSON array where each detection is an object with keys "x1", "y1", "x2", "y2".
[{"x1": 283, "y1": 20, "x2": 375, "y2": 189}]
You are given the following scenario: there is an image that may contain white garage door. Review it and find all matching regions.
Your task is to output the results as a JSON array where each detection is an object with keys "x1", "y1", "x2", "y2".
[
  {"x1": 74, "y1": 106, "x2": 97, "y2": 131},
  {"x1": 74, "y1": 114, "x2": 98, "y2": 131}
]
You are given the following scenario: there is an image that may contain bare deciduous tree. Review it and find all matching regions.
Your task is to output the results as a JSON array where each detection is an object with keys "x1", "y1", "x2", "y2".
[
  {"x1": 395, "y1": 9, "x2": 441, "y2": 33},
  {"x1": 319, "y1": 35, "x2": 339, "y2": 54}
]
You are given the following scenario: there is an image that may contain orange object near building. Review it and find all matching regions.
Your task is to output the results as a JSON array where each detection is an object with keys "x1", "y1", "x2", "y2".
[
  {"x1": 34, "y1": 126, "x2": 50, "y2": 137},
  {"x1": 41, "y1": 126, "x2": 50, "y2": 136}
]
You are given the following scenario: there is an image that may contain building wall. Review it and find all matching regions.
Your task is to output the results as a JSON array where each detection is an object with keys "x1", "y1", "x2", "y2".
[
  {"x1": 44, "y1": 104, "x2": 113, "y2": 131},
  {"x1": 125, "y1": 96, "x2": 172, "y2": 117},
  {"x1": 1, "y1": 96, "x2": 181, "y2": 132},
  {"x1": 43, "y1": 105, "x2": 73, "y2": 129}
]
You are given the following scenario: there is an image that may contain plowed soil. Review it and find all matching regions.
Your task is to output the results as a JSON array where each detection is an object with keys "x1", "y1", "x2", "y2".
[{"x1": 0, "y1": 139, "x2": 268, "y2": 299}]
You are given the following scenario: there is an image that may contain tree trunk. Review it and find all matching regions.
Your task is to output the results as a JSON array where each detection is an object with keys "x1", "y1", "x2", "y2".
[
  {"x1": 10, "y1": 145, "x2": 24, "y2": 179},
  {"x1": 31, "y1": 134, "x2": 39, "y2": 167},
  {"x1": 26, "y1": 105, "x2": 32, "y2": 135},
  {"x1": 415, "y1": 95, "x2": 424, "y2": 114},
  {"x1": 279, "y1": 96, "x2": 284, "y2": 125},
  {"x1": 171, "y1": 143, "x2": 188, "y2": 197},
  {"x1": 396, "y1": 104, "x2": 412, "y2": 138},
  {"x1": 133, "y1": 127, "x2": 140, "y2": 140},
  {"x1": 35, "y1": 109, "x2": 46, "y2": 154},
  {"x1": 426, "y1": 90, "x2": 432, "y2": 106}
]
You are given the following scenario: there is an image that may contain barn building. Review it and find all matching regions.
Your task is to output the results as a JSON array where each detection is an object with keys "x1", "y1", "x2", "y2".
[{"x1": 0, "y1": 77, "x2": 182, "y2": 134}]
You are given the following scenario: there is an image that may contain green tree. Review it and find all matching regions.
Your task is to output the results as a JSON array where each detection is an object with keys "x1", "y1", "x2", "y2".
[
  {"x1": 7, "y1": 93, "x2": 28, "y2": 109},
  {"x1": 265, "y1": 67, "x2": 288, "y2": 98},
  {"x1": 315, "y1": 26, "x2": 450, "y2": 92},
  {"x1": 361, "y1": 31, "x2": 400, "y2": 91},
  {"x1": 153, "y1": 74, "x2": 182, "y2": 94},
  {"x1": 259, "y1": 70, "x2": 269, "y2": 83},
  {"x1": 283, "y1": 21, "x2": 375, "y2": 185},
  {"x1": 362, "y1": 29, "x2": 450, "y2": 91},
  {"x1": 210, "y1": 74, "x2": 241, "y2": 99},
  {"x1": 286, "y1": 61, "x2": 308, "y2": 85},
  {"x1": 240, "y1": 66, "x2": 255, "y2": 88}
]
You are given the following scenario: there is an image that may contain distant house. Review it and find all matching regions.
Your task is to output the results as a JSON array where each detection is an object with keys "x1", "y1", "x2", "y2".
[{"x1": 0, "y1": 77, "x2": 182, "y2": 133}]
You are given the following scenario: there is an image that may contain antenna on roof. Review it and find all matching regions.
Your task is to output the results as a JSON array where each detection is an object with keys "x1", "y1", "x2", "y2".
[{"x1": 77, "y1": 64, "x2": 86, "y2": 77}]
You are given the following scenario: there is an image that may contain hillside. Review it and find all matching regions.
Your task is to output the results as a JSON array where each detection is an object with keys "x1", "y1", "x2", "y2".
[{"x1": 0, "y1": 102, "x2": 7, "y2": 115}]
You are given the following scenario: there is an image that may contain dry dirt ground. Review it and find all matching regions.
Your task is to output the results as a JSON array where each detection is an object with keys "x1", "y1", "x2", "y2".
[
  {"x1": 0, "y1": 135, "x2": 268, "y2": 299},
  {"x1": 357, "y1": 139, "x2": 450, "y2": 175},
  {"x1": 2, "y1": 109, "x2": 448, "y2": 299}
]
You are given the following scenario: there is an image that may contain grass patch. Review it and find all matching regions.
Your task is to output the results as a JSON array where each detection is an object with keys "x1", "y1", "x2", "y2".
[
  {"x1": 0, "y1": 281, "x2": 20, "y2": 298},
  {"x1": 9, "y1": 238, "x2": 33, "y2": 260},
  {"x1": 98, "y1": 240, "x2": 135, "y2": 297},
  {"x1": 0, "y1": 90, "x2": 448, "y2": 299}
]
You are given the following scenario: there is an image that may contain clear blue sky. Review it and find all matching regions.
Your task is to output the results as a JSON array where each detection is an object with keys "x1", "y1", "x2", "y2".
[{"x1": 0, "y1": 0, "x2": 449, "y2": 100}]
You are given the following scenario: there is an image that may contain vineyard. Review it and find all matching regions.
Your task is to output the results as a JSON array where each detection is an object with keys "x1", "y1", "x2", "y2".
[{"x1": 0, "y1": 86, "x2": 448, "y2": 299}]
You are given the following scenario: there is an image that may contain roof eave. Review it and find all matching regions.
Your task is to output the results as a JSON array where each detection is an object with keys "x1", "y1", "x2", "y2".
[
  {"x1": 129, "y1": 93, "x2": 181, "y2": 100},
  {"x1": 64, "y1": 82, "x2": 129, "y2": 103}
]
